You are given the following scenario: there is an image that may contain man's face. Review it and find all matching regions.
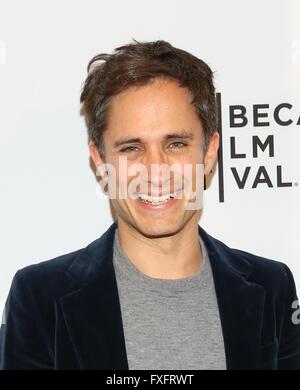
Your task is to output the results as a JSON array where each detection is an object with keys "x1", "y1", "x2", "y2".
[{"x1": 90, "y1": 78, "x2": 219, "y2": 238}]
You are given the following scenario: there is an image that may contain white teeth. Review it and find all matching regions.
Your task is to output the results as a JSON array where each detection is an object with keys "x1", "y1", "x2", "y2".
[
  {"x1": 139, "y1": 194, "x2": 171, "y2": 202},
  {"x1": 137, "y1": 191, "x2": 179, "y2": 205}
]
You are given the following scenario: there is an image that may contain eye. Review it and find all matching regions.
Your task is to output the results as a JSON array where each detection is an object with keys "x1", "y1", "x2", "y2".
[
  {"x1": 120, "y1": 146, "x2": 140, "y2": 153},
  {"x1": 169, "y1": 142, "x2": 187, "y2": 149}
]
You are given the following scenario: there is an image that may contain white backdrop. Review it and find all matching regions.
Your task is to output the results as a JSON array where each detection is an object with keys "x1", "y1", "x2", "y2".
[{"x1": 0, "y1": 0, "x2": 299, "y2": 318}]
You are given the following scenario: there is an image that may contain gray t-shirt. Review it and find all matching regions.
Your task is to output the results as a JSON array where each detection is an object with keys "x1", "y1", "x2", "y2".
[{"x1": 112, "y1": 228, "x2": 227, "y2": 370}]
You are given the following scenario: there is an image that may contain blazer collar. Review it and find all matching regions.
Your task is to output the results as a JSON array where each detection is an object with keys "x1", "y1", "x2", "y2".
[{"x1": 60, "y1": 222, "x2": 265, "y2": 369}]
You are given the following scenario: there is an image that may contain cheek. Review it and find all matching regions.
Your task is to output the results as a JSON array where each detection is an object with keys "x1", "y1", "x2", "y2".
[
  {"x1": 178, "y1": 154, "x2": 204, "y2": 187},
  {"x1": 179, "y1": 152, "x2": 203, "y2": 168}
]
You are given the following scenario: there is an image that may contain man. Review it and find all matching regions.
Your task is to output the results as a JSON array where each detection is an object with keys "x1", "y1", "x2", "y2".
[{"x1": 1, "y1": 40, "x2": 300, "y2": 370}]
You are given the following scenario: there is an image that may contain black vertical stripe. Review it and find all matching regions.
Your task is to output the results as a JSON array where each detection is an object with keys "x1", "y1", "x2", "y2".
[{"x1": 216, "y1": 92, "x2": 224, "y2": 202}]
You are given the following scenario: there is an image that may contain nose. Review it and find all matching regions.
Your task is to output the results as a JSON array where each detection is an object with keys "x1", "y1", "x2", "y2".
[{"x1": 141, "y1": 148, "x2": 171, "y2": 189}]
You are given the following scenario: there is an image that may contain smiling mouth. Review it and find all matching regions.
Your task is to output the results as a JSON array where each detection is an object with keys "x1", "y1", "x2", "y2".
[{"x1": 136, "y1": 189, "x2": 182, "y2": 205}]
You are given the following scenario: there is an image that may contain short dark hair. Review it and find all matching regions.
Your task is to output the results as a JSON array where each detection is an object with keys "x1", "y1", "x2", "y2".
[{"x1": 80, "y1": 39, "x2": 218, "y2": 157}]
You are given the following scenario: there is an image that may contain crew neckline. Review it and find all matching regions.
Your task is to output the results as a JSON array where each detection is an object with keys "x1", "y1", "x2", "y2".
[{"x1": 112, "y1": 227, "x2": 211, "y2": 295}]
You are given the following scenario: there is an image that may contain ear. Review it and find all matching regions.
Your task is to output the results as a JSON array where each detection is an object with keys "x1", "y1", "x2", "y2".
[
  {"x1": 204, "y1": 131, "x2": 219, "y2": 175},
  {"x1": 89, "y1": 142, "x2": 105, "y2": 167}
]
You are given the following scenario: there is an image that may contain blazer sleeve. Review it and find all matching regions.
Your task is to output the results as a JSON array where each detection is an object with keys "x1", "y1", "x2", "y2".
[
  {"x1": 278, "y1": 263, "x2": 300, "y2": 369},
  {"x1": 0, "y1": 269, "x2": 53, "y2": 370}
]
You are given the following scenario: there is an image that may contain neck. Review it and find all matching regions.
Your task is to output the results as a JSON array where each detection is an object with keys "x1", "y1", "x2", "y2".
[{"x1": 116, "y1": 215, "x2": 203, "y2": 280}]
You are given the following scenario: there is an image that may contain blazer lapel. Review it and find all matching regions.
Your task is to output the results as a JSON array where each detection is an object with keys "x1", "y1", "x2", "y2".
[
  {"x1": 60, "y1": 222, "x2": 128, "y2": 369},
  {"x1": 199, "y1": 226, "x2": 266, "y2": 369}
]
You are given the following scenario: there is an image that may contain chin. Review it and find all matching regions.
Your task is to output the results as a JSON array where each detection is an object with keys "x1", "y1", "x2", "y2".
[{"x1": 135, "y1": 220, "x2": 183, "y2": 238}]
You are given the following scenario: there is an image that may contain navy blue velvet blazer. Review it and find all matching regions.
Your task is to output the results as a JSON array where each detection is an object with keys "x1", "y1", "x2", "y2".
[{"x1": 1, "y1": 222, "x2": 300, "y2": 370}]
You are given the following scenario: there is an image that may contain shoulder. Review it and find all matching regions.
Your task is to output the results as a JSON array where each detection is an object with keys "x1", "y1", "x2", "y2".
[
  {"x1": 201, "y1": 227, "x2": 296, "y2": 297},
  {"x1": 225, "y1": 243, "x2": 295, "y2": 298},
  {"x1": 234, "y1": 247, "x2": 291, "y2": 282},
  {"x1": 7, "y1": 222, "x2": 118, "y2": 304},
  {"x1": 16, "y1": 246, "x2": 83, "y2": 278},
  {"x1": 8, "y1": 247, "x2": 85, "y2": 305}
]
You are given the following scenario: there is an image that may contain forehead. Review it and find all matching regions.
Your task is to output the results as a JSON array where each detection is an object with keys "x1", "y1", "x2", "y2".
[{"x1": 105, "y1": 78, "x2": 202, "y2": 141}]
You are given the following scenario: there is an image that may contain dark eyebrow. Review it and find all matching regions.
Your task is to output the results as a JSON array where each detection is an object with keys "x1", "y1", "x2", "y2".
[
  {"x1": 114, "y1": 137, "x2": 141, "y2": 148},
  {"x1": 165, "y1": 130, "x2": 195, "y2": 141},
  {"x1": 113, "y1": 130, "x2": 195, "y2": 148}
]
